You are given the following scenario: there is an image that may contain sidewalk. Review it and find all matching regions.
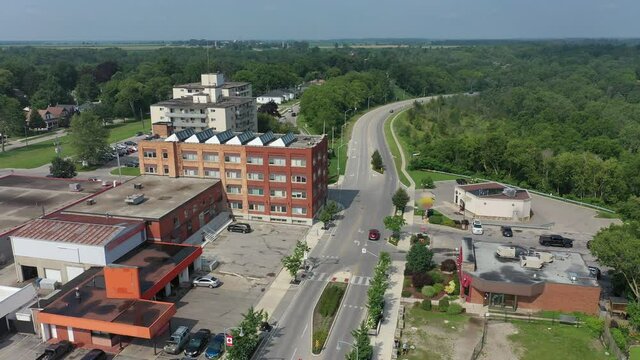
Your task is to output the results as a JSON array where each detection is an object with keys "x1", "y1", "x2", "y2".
[
  {"x1": 2, "y1": 129, "x2": 66, "y2": 152},
  {"x1": 374, "y1": 260, "x2": 406, "y2": 360}
]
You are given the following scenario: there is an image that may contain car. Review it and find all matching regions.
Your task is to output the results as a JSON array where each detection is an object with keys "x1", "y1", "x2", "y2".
[
  {"x1": 136, "y1": 131, "x2": 144, "y2": 136},
  {"x1": 368, "y1": 229, "x2": 381, "y2": 241},
  {"x1": 184, "y1": 329, "x2": 211, "y2": 358},
  {"x1": 588, "y1": 266, "x2": 601, "y2": 280},
  {"x1": 88, "y1": 177, "x2": 100, "y2": 182},
  {"x1": 501, "y1": 226, "x2": 513, "y2": 237},
  {"x1": 124, "y1": 141, "x2": 137, "y2": 146},
  {"x1": 227, "y1": 223, "x2": 251, "y2": 233},
  {"x1": 125, "y1": 161, "x2": 139, "y2": 168},
  {"x1": 164, "y1": 325, "x2": 190, "y2": 355},
  {"x1": 192, "y1": 275, "x2": 221, "y2": 288},
  {"x1": 539, "y1": 234, "x2": 573, "y2": 248},
  {"x1": 471, "y1": 219, "x2": 483, "y2": 235},
  {"x1": 389, "y1": 109, "x2": 394, "y2": 113},
  {"x1": 35, "y1": 340, "x2": 74, "y2": 360},
  {"x1": 144, "y1": 135, "x2": 154, "y2": 140},
  {"x1": 204, "y1": 333, "x2": 225, "y2": 359},
  {"x1": 80, "y1": 349, "x2": 107, "y2": 360},
  {"x1": 291, "y1": 112, "x2": 297, "y2": 116}
]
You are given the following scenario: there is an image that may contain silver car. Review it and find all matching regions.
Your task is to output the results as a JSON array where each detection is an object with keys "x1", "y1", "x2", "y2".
[{"x1": 192, "y1": 275, "x2": 221, "y2": 288}]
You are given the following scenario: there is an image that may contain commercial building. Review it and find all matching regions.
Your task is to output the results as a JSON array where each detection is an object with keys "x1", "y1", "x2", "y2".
[
  {"x1": 151, "y1": 73, "x2": 256, "y2": 136},
  {"x1": 137, "y1": 129, "x2": 328, "y2": 225},
  {"x1": 0, "y1": 284, "x2": 38, "y2": 336},
  {"x1": 453, "y1": 182, "x2": 531, "y2": 221},
  {"x1": 457, "y1": 238, "x2": 600, "y2": 314},
  {"x1": 256, "y1": 89, "x2": 295, "y2": 105}
]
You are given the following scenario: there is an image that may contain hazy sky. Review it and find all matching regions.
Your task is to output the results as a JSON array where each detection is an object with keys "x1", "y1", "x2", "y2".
[{"x1": 0, "y1": 0, "x2": 637, "y2": 41}]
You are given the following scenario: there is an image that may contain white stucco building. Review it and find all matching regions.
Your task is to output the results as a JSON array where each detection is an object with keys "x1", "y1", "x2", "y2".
[
  {"x1": 453, "y1": 182, "x2": 532, "y2": 221},
  {"x1": 256, "y1": 89, "x2": 295, "y2": 105}
]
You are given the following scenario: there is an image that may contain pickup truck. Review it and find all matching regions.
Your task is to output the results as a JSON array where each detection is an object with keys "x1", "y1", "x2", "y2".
[
  {"x1": 539, "y1": 234, "x2": 573, "y2": 248},
  {"x1": 35, "y1": 340, "x2": 74, "y2": 360}
]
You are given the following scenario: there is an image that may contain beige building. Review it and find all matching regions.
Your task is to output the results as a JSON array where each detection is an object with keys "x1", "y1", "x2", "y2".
[
  {"x1": 151, "y1": 73, "x2": 256, "y2": 134},
  {"x1": 454, "y1": 182, "x2": 532, "y2": 221}
]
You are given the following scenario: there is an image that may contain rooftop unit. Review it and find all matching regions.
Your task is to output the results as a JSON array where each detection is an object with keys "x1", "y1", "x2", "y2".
[
  {"x1": 520, "y1": 255, "x2": 543, "y2": 269},
  {"x1": 125, "y1": 194, "x2": 145, "y2": 205}
]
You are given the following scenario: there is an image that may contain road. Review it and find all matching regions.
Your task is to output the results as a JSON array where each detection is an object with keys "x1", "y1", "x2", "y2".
[{"x1": 255, "y1": 99, "x2": 428, "y2": 360}]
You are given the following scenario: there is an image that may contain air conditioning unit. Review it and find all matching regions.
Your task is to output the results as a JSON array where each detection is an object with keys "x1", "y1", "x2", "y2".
[
  {"x1": 86, "y1": 199, "x2": 95, "y2": 206},
  {"x1": 134, "y1": 183, "x2": 143, "y2": 190},
  {"x1": 125, "y1": 193, "x2": 145, "y2": 205},
  {"x1": 520, "y1": 256, "x2": 543, "y2": 269}
]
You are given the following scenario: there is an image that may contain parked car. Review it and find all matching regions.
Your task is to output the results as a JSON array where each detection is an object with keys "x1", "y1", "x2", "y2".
[
  {"x1": 184, "y1": 329, "x2": 211, "y2": 358},
  {"x1": 368, "y1": 229, "x2": 381, "y2": 241},
  {"x1": 389, "y1": 109, "x2": 394, "y2": 113},
  {"x1": 227, "y1": 223, "x2": 251, "y2": 233},
  {"x1": 124, "y1": 141, "x2": 137, "y2": 146},
  {"x1": 291, "y1": 112, "x2": 297, "y2": 117},
  {"x1": 192, "y1": 275, "x2": 221, "y2": 288},
  {"x1": 80, "y1": 349, "x2": 107, "y2": 360},
  {"x1": 539, "y1": 234, "x2": 573, "y2": 248},
  {"x1": 204, "y1": 333, "x2": 226, "y2": 359},
  {"x1": 471, "y1": 219, "x2": 484, "y2": 235},
  {"x1": 164, "y1": 325, "x2": 190, "y2": 355},
  {"x1": 501, "y1": 226, "x2": 513, "y2": 237},
  {"x1": 35, "y1": 340, "x2": 74, "y2": 360},
  {"x1": 455, "y1": 178, "x2": 468, "y2": 185},
  {"x1": 125, "y1": 160, "x2": 139, "y2": 168},
  {"x1": 136, "y1": 131, "x2": 144, "y2": 136},
  {"x1": 588, "y1": 266, "x2": 601, "y2": 280}
]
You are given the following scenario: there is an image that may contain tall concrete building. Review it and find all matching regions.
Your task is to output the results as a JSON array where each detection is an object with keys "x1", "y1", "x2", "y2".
[{"x1": 151, "y1": 73, "x2": 257, "y2": 137}]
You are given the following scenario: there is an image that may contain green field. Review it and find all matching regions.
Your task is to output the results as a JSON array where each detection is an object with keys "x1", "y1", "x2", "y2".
[
  {"x1": 384, "y1": 112, "x2": 411, "y2": 187},
  {"x1": 0, "y1": 119, "x2": 150, "y2": 169},
  {"x1": 110, "y1": 167, "x2": 141, "y2": 176}
]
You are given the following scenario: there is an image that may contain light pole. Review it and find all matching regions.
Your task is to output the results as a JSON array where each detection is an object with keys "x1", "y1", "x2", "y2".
[
  {"x1": 367, "y1": 96, "x2": 372, "y2": 110},
  {"x1": 223, "y1": 326, "x2": 244, "y2": 353},
  {"x1": 343, "y1": 108, "x2": 354, "y2": 126},
  {"x1": 337, "y1": 340, "x2": 358, "y2": 360}
]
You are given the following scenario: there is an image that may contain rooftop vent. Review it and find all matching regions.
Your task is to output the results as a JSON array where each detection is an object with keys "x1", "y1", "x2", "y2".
[
  {"x1": 86, "y1": 199, "x2": 95, "y2": 206},
  {"x1": 503, "y1": 187, "x2": 517, "y2": 197},
  {"x1": 69, "y1": 183, "x2": 82, "y2": 192},
  {"x1": 133, "y1": 183, "x2": 143, "y2": 190},
  {"x1": 125, "y1": 193, "x2": 145, "y2": 205}
]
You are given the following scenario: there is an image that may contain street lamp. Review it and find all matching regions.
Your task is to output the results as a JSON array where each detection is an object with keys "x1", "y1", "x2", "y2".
[
  {"x1": 224, "y1": 326, "x2": 244, "y2": 352},
  {"x1": 337, "y1": 340, "x2": 358, "y2": 360},
  {"x1": 367, "y1": 96, "x2": 373, "y2": 110},
  {"x1": 343, "y1": 108, "x2": 354, "y2": 125}
]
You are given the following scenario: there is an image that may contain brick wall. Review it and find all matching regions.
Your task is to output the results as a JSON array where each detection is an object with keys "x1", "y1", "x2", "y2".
[{"x1": 518, "y1": 283, "x2": 601, "y2": 315}]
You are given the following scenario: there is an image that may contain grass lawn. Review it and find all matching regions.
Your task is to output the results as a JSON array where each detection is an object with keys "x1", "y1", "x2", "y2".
[
  {"x1": 107, "y1": 118, "x2": 150, "y2": 143},
  {"x1": 409, "y1": 169, "x2": 461, "y2": 187},
  {"x1": 403, "y1": 305, "x2": 470, "y2": 360},
  {"x1": 110, "y1": 167, "x2": 140, "y2": 176},
  {"x1": 383, "y1": 112, "x2": 411, "y2": 187},
  {"x1": 509, "y1": 321, "x2": 615, "y2": 360},
  {"x1": 595, "y1": 211, "x2": 620, "y2": 219},
  {"x1": 630, "y1": 346, "x2": 640, "y2": 360}
]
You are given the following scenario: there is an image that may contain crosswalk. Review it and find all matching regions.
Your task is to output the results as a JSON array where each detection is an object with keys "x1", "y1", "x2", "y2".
[{"x1": 309, "y1": 272, "x2": 372, "y2": 286}]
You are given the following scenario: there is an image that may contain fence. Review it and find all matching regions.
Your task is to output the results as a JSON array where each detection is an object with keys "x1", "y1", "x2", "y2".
[
  {"x1": 602, "y1": 314, "x2": 629, "y2": 360},
  {"x1": 470, "y1": 318, "x2": 488, "y2": 360}
]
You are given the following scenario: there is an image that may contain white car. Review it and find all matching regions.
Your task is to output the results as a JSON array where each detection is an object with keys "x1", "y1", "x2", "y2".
[
  {"x1": 471, "y1": 219, "x2": 484, "y2": 235},
  {"x1": 192, "y1": 275, "x2": 221, "y2": 288}
]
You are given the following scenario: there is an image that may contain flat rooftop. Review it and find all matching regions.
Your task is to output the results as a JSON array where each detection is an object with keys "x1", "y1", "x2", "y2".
[
  {"x1": 0, "y1": 175, "x2": 104, "y2": 234},
  {"x1": 457, "y1": 182, "x2": 531, "y2": 200},
  {"x1": 147, "y1": 130, "x2": 325, "y2": 149},
  {"x1": 64, "y1": 176, "x2": 218, "y2": 220},
  {"x1": 468, "y1": 241, "x2": 597, "y2": 287},
  {"x1": 155, "y1": 95, "x2": 253, "y2": 109}
]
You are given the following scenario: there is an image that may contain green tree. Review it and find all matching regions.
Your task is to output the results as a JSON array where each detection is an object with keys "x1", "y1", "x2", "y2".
[
  {"x1": 74, "y1": 74, "x2": 99, "y2": 104},
  {"x1": 27, "y1": 109, "x2": 45, "y2": 129},
  {"x1": 69, "y1": 112, "x2": 109, "y2": 165},
  {"x1": 0, "y1": 95, "x2": 24, "y2": 152},
  {"x1": 30, "y1": 75, "x2": 72, "y2": 109},
  {"x1": 49, "y1": 157, "x2": 77, "y2": 178},
  {"x1": 590, "y1": 222, "x2": 640, "y2": 299},
  {"x1": 406, "y1": 243, "x2": 433, "y2": 274},
  {"x1": 319, "y1": 209, "x2": 332, "y2": 230},
  {"x1": 226, "y1": 307, "x2": 268, "y2": 360},
  {"x1": 324, "y1": 200, "x2": 341, "y2": 219},
  {"x1": 392, "y1": 188, "x2": 410, "y2": 213},
  {"x1": 0, "y1": 69, "x2": 14, "y2": 95},
  {"x1": 383, "y1": 215, "x2": 406, "y2": 239},
  {"x1": 371, "y1": 149, "x2": 383, "y2": 171},
  {"x1": 345, "y1": 321, "x2": 374, "y2": 360},
  {"x1": 116, "y1": 79, "x2": 146, "y2": 118},
  {"x1": 257, "y1": 101, "x2": 281, "y2": 117},
  {"x1": 281, "y1": 240, "x2": 310, "y2": 278}
]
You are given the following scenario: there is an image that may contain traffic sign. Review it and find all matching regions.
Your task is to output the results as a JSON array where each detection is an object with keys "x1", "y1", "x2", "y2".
[{"x1": 226, "y1": 335, "x2": 233, "y2": 347}]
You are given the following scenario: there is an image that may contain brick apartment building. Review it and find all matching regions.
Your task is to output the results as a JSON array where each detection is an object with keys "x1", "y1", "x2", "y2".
[{"x1": 138, "y1": 128, "x2": 328, "y2": 225}]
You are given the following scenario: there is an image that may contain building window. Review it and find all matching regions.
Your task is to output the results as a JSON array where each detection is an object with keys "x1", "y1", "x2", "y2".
[
  {"x1": 248, "y1": 187, "x2": 264, "y2": 196},
  {"x1": 292, "y1": 175, "x2": 307, "y2": 183},
  {"x1": 292, "y1": 190, "x2": 307, "y2": 199},
  {"x1": 292, "y1": 206, "x2": 307, "y2": 215},
  {"x1": 204, "y1": 168, "x2": 220, "y2": 178},
  {"x1": 145, "y1": 166, "x2": 157, "y2": 174},
  {"x1": 269, "y1": 157, "x2": 286, "y2": 166},
  {"x1": 291, "y1": 158, "x2": 307, "y2": 167},
  {"x1": 226, "y1": 185, "x2": 242, "y2": 194},
  {"x1": 269, "y1": 173, "x2": 286, "y2": 182},
  {"x1": 203, "y1": 153, "x2": 219, "y2": 162},
  {"x1": 143, "y1": 150, "x2": 157, "y2": 158},
  {"x1": 226, "y1": 170, "x2": 241, "y2": 179},
  {"x1": 224, "y1": 154, "x2": 241, "y2": 163},
  {"x1": 163, "y1": 166, "x2": 169, "y2": 174},
  {"x1": 247, "y1": 172, "x2": 264, "y2": 181},
  {"x1": 270, "y1": 189, "x2": 287, "y2": 198},
  {"x1": 270, "y1": 205, "x2": 287, "y2": 213},
  {"x1": 247, "y1": 155, "x2": 264, "y2": 165},
  {"x1": 230, "y1": 201, "x2": 243, "y2": 210},
  {"x1": 249, "y1": 203, "x2": 265, "y2": 211},
  {"x1": 183, "y1": 168, "x2": 198, "y2": 176},
  {"x1": 182, "y1": 152, "x2": 198, "y2": 161}
]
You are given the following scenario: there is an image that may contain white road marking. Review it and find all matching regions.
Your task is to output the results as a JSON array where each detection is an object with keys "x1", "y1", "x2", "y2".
[
  {"x1": 301, "y1": 323, "x2": 308, "y2": 338},
  {"x1": 289, "y1": 347, "x2": 298, "y2": 360}
]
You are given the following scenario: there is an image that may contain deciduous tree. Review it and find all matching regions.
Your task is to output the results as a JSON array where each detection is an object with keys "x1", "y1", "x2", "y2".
[
  {"x1": 371, "y1": 149, "x2": 383, "y2": 171},
  {"x1": 406, "y1": 243, "x2": 433, "y2": 275},
  {"x1": 69, "y1": 112, "x2": 109, "y2": 165},
  {"x1": 226, "y1": 307, "x2": 268, "y2": 360},
  {"x1": 281, "y1": 241, "x2": 310, "y2": 278},
  {"x1": 383, "y1": 215, "x2": 406, "y2": 240},
  {"x1": 345, "y1": 321, "x2": 374, "y2": 360},
  {"x1": 392, "y1": 188, "x2": 410, "y2": 213},
  {"x1": 0, "y1": 95, "x2": 24, "y2": 152},
  {"x1": 49, "y1": 157, "x2": 77, "y2": 178}
]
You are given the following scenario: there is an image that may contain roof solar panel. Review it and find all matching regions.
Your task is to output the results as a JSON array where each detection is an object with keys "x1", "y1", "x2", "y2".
[
  {"x1": 280, "y1": 132, "x2": 296, "y2": 146},
  {"x1": 237, "y1": 131, "x2": 256, "y2": 144},
  {"x1": 259, "y1": 131, "x2": 275, "y2": 144},
  {"x1": 175, "y1": 128, "x2": 195, "y2": 141},
  {"x1": 215, "y1": 129, "x2": 234, "y2": 143},
  {"x1": 195, "y1": 128, "x2": 215, "y2": 142}
]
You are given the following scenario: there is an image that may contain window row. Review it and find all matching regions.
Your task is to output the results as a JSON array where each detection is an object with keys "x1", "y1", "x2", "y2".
[{"x1": 174, "y1": 152, "x2": 307, "y2": 167}]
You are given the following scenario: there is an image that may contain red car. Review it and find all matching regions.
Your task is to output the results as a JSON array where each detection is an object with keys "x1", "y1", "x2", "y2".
[{"x1": 368, "y1": 229, "x2": 381, "y2": 241}]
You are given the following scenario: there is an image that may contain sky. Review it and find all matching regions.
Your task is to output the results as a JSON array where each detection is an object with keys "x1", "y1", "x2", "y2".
[{"x1": 0, "y1": 0, "x2": 638, "y2": 41}]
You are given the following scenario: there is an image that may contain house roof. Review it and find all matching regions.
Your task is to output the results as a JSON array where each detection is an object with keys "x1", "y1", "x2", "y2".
[
  {"x1": 10, "y1": 218, "x2": 140, "y2": 247},
  {"x1": 457, "y1": 182, "x2": 505, "y2": 192}
]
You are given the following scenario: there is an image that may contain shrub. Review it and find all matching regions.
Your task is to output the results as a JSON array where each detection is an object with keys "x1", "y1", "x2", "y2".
[
  {"x1": 444, "y1": 280, "x2": 456, "y2": 294},
  {"x1": 452, "y1": 276, "x2": 460, "y2": 295},
  {"x1": 447, "y1": 303, "x2": 463, "y2": 315},
  {"x1": 610, "y1": 319, "x2": 619, "y2": 329},
  {"x1": 421, "y1": 299, "x2": 432, "y2": 311},
  {"x1": 438, "y1": 297, "x2": 450, "y2": 312},
  {"x1": 312, "y1": 329, "x2": 328, "y2": 354},
  {"x1": 404, "y1": 268, "x2": 413, "y2": 276},
  {"x1": 421, "y1": 176, "x2": 435, "y2": 189},
  {"x1": 401, "y1": 290, "x2": 412, "y2": 298},
  {"x1": 412, "y1": 273, "x2": 434, "y2": 288},
  {"x1": 440, "y1": 259, "x2": 457, "y2": 272},
  {"x1": 428, "y1": 270, "x2": 444, "y2": 284},
  {"x1": 410, "y1": 235, "x2": 419, "y2": 245},
  {"x1": 429, "y1": 215, "x2": 443, "y2": 224},
  {"x1": 584, "y1": 316, "x2": 604, "y2": 336},
  {"x1": 421, "y1": 286, "x2": 437, "y2": 298},
  {"x1": 433, "y1": 283, "x2": 445, "y2": 295},
  {"x1": 403, "y1": 277, "x2": 411, "y2": 288},
  {"x1": 318, "y1": 285, "x2": 345, "y2": 317},
  {"x1": 611, "y1": 327, "x2": 628, "y2": 350}
]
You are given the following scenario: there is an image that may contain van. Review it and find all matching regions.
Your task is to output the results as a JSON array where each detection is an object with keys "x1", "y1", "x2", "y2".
[
  {"x1": 227, "y1": 223, "x2": 252, "y2": 233},
  {"x1": 164, "y1": 326, "x2": 190, "y2": 355}
]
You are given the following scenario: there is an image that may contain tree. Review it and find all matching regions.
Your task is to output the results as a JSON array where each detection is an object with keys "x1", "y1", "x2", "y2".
[
  {"x1": 325, "y1": 200, "x2": 340, "y2": 219},
  {"x1": 0, "y1": 95, "x2": 24, "y2": 152},
  {"x1": 281, "y1": 241, "x2": 310, "y2": 279},
  {"x1": 590, "y1": 222, "x2": 640, "y2": 300},
  {"x1": 226, "y1": 307, "x2": 268, "y2": 360},
  {"x1": 392, "y1": 188, "x2": 410, "y2": 213},
  {"x1": 69, "y1": 112, "x2": 109, "y2": 165},
  {"x1": 74, "y1": 74, "x2": 99, "y2": 104},
  {"x1": 257, "y1": 101, "x2": 281, "y2": 118},
  {"x1": 345, "y1": 321, "x2": 374, "y2": 360},
  {"x1": 406, "y1": 243, "x2": 433, "y2": 274},
  {"x1": 371, "y1": 149, "x2": 383, "y2": 171},
  {"x1": 30, "y1": 75, "x2": 72, "y2": 109},
  {"x1": 319, "y1": 209, "x2": 332, "y2": 230},
  {"x1": 383, "y1": 215, "x2": 406, "y2": 240},
  {"x1": 27, "y1": 109, "x2": 45, "y2": 129},
  {"x1": 49, "y1": 157, "x2": 77, "y2": 178}
]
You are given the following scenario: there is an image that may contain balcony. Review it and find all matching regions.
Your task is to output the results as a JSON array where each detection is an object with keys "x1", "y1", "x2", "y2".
[{"x1": 166, "y1": 112, "x2": 207, "y2": 119}]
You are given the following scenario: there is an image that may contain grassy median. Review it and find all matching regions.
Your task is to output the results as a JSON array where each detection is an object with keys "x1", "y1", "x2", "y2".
[{"x1": 312, "y1": 282, "x2": 347, "y2": 354}]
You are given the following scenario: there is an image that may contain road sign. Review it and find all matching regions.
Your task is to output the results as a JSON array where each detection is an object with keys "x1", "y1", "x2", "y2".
[{"x1": 226, "y1": 335, "x2": 233, "y2": 347}]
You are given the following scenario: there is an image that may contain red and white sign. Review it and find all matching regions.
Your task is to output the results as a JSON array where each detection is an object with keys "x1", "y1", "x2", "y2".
[{"x1": 226, "y1": 335, "x2": 233, "y2": 347}]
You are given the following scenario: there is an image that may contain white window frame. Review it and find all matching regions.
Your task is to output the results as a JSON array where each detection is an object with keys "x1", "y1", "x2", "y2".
[
  {"x1": 269, "y1": 173, "x2": 286, "y2": 182},
  {"x1": 144, "y1": 166, "x2": 157, "y2": 174},
  {"x1": 183, "y1": 168, "x2": 198, "y2": 176},
  {"x1": 226, "y1": 170, "x2": 241, "y2": 179},
  {"x1": 226, "y1": 185, "x2": 242, "y2": 194},
  {"x1": 292, "y1": 206, "x2": 307, "y2": 215},
  {"x1": 270, "y1": 205, "x2": 287, "y2": 213},
  {"x1": 203, "y1": 153, "x2": 219, "y2": 162},
  {"x1": 291, "y1": 158, "x2": 307, "y2": 167},
  {"x1": 182, "y1": 152, "x2": 198, "y2": 161},
  {"x1": 247, "y1": 172, "x2": 264, "y2": 181},
  {"x1": 269, "y1": 189, "x2": 287, "y2": 198},
  {"x1": 292, "y1": 191, "x2": 307, "y2": 199},
  {"x1": 230, "y1": 201, "x2": 243, "y2": 210},
  {"x1": 249, "y1": 203, "x2": 265, "y2": 211},
  {"x1": 292, "y1": 175, "x2": 307, "y2": 183},
  {"x1": 247, "y1": 156, "x2": 264, "y2": 165},
  {"x1": 224, "y1": 154, "x2": 241, "y2": 163},
  {"x1": 268, "y1": 157, "x2": 286, "y2": 166},
  {"x1": 143, "y1": 150, "x2": 157, "y2": 158},
  {"x1": 248, "y1": 187, "x2": 264, "y2": 196},
  {"x1": 204, "y1": 169, "x2": 220, "y2": 178}
]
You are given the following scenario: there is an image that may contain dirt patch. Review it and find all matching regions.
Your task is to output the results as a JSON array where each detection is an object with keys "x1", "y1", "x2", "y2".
[
  {"x1": 478, "y1": 322, "x2": 520, "y2": 360},
  {"x1": 453, "y1": 317, "x2": 484, "y2": 359}
]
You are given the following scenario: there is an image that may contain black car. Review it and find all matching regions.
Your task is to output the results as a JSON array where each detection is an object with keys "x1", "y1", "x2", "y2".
[
  {"x1": 501, "y1": 226, "x2": 513, "y2": 237},
  {"x1": 227, "y1": 223, "x2": 252, "y2": 233},
  {"x1": 80, "y1": 349, "x2": 107, "y2": 360},
  {"x1": 184, "y1": 329, "x2": 211, "y2": 357},
  {"x1": 588, "y1": 266, "x2": 601, "y2": 280},
  {"x1": 539, "y1": 234, "x2": 573, "y2": 248}
]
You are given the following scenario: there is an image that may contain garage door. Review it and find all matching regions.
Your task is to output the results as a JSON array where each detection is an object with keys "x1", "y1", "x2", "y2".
[
  {"x1": 66, "y1": 266, "x2": 85, "y2": 282},
  {"x1": 44, "y1": 268, "x2": 62, "y2": 282}
]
